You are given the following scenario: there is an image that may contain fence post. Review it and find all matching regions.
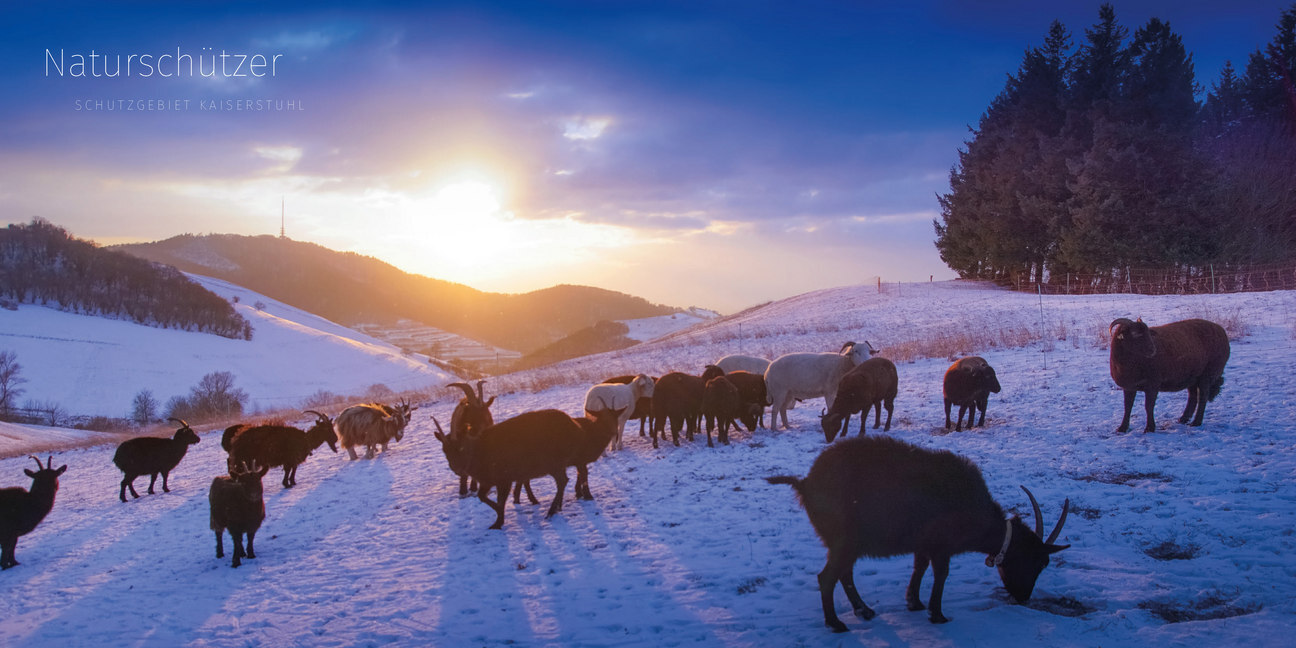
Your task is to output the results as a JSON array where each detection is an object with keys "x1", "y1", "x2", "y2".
[{"x1": 1210, "y1": 264, "x2": 1216, "y2": 294}]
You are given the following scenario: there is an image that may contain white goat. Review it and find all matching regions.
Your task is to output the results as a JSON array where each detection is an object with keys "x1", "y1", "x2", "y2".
[
  {"x1": 583, "y1": 374, "x2": 654, "y2": 451},
  {"x1": 335, "y1": 399, "x2": 417, "y2": 460},
  {"x1": 764, "y1": 341, "x2": 878, "y2": 430},
  {"x1": 715, "y1": 354, "x2": 771, "y2": 376}
]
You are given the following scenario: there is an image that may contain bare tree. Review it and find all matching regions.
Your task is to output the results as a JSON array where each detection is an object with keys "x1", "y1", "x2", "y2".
[{"x1": 0, "y1": 350, "x2": 26, "y2": 415}]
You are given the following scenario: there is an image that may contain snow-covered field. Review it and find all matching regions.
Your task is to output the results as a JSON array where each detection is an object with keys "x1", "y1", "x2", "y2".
[
  {"x1": 0, "y1": 274, "x2": 456, "y2": 420},
  {"x1": 1, "y1": 281, "x2": 1294, "y2": 647}
]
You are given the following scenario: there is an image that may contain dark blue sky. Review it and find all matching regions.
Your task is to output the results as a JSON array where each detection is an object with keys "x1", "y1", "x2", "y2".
[{"x1": 0, "y1": 1, "x2": 1288, "y2": 310}]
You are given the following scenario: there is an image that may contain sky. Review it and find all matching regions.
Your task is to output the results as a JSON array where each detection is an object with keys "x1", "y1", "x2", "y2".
[{"x1": 0, "y1": 1, "x2": 1288, "y2": 313}]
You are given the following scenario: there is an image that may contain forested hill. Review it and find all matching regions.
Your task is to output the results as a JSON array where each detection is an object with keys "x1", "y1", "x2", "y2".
[
  {"x1": 0, "y1": 220, "x2": 252, "y2": 340},
  {"x1": 115, "y1": 233, "x2": 679, "y2": 353}
]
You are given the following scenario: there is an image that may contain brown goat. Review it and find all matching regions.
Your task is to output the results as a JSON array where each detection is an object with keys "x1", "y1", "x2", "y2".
[
  {"x1": 571, "y1": 408, "x2": 625, "y2": 500},
  {"x1": 226, "y1": 411, "x2": 337, "y2": 488},
  {"x1": 0, "y1": 456, "x2": 67, "y2": 569},
  {"x1": 702, "y1": 375, "x2": 741, "y2": 447},
  {"x1": 768, "y1": 436, "x2": 1068, "y2": 631},
  {"x1": 209, "y1": 461, "x2": 269, "y2": 568},
  {"x1": 821, "y1": 357, "x2": 898, "y2": 442},
  {"x1": 113, "y1": 418, "x2": 201, "y2": 502},
  {"x1": 724, "y1": 370, "x2": 768, "y2": 431},
  {"x1": 442, "y1": 382, "x2": 537, "y2": 505},
  {"x1": 651, "y1": 372, "x2": 705, "y2": 448},
  {"x1": 943, "y1": 357, "x2": 1001, "y2": 431},
  {"x1": 1110, "y1": 318, "x2": 1230, "y2": 433}
]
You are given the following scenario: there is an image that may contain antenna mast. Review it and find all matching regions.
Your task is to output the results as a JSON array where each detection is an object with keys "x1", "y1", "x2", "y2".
[{"x1": 280, "y1": 196, "x2": 285, "y2": 239}]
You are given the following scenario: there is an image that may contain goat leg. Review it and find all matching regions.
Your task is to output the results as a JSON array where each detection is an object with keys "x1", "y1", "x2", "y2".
[
  {"x1": 545, "y1": 472, "x2": 568, "y2": 519},
  {"x1": 838, "y1": 569, "x2": 875, "y2": 620},
  {"x1": 906, "y1": 553, "x2": 929, "y2": 611},
  {"x1": 160, "y1": 470, "x2": 171, "y2": 493},
  {"x1": 480, "y1": 482, "x2": 507, "y2": 530},
  {"x1": 147, "y1": 472, "x2": 159, "y2": 495},
  {"x1": 1117, "y1": 390, "x2": 1136, "y2": 432},
  {"x1": 1142, "y1": 390, "x2": 1159, "y2": 433},
  {"x1": 523, "y1": 481, "x2": 539, "y2": 504},
  {"x1": 245, "y1": 530, "x2": 257, "y2": 560},
  {"x1": 214, "y1": 530, "x2": 225, "y2": 558},
  {"x1": 926, "y1": 555, "x2": 951, "y2": 624},
  {"x1": 818, "y1": 549, "x2": 852, "y2": 633}
]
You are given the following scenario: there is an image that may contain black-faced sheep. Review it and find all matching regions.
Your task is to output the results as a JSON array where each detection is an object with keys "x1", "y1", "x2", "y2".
[
  {"x1": 942, "y1": 356, "x2": 1002, "y2": 431},
  {"x1": 602, "y1": 374, "x2": 656, "y2": 437},
  {"x1": 767, "y1": 436, "x2": 1069, "y2": 631},
  {"x1": 225, "y1": 411, "x2": 338, "y2": 488},
  {"x1": 1109, "y1": 317, "x2": 1231, "y2": 433},
  {"x1": 571, "y1": 408, "x2": 625, "y2": 500},
  {"x1": 584, "y1": 374, "x2": 655, "y2": 451},
  {"x1": 113, "y1": 418, "x2": 201, "y2": 502},
  {"x1": 433, "y1": 409, "x2": 584, "y2": 529},
  {"x1": 765, "y1": 341, "x2": 878, "y2": 431},
  {"x1": 441, "y1": 382, "x2": 538, "y2": 505},
  {"x1": 336, "y1": 398, "x2": 416, "y2": 460},
  {"x1": 651, "y1": 372, "x2": 705, "y2": 448},
  {"x1": 0, "y1": 455, "x2": 67, "y2": 570},
  {"x1": 724, "y1": 370, "x2": 768, "y2": 431},
  {"x1": 820, "y1": 357, "x2": 898, "y2": 442},
  {"x1": 702, "y1": 375, "x2": 741, "y2": 447},
  {"x1": 209, "y1": 460, "x2": 269, "y2": 568}
]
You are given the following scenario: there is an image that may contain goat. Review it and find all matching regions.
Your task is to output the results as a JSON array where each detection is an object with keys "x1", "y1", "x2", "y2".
[
  {"x1": 702, "y1": 375, "x2": 742, "y2": 447},
  {"x1": 943, "y1": 357, "x2": 1002, "y2": 431},
  {"x1": 442, "y1": 382, "x2": 537, "y2": 505},
  {"x1": 724, "y1": 370, "x2": 768, "y2": 431},
  {"x1": 221, "y1": 423, "x2": 248, "y2": 452},
  {"x1": 0, "y1": 455, "x2": 67, "y2": 569},
  {"x1": 651, "y1": 371, "x2": 705, "y2": 448},
  {"x1": 433, "y1": 409, "x2": 584, "y2": 529},
  {"x1": 765, "y1": 341, "x2": 878, "y2": 430},
  {"x1": 571, "y1": 408, "x2": 625, "y2": 500},
  {"x1": 1109, "y1": 317, "x2": 1231, "y2": 433},
  {"x1": 113, "y1": 418, "x2": 201, "y2": 502},
  {"x1": 602, "y1": 374, "x2": 656, "y2": 437},
  {"x1": 209, "y1": 460, "x2": 269, "y2": 568},
  {"x1": 821, "y1": 357, "x2": 898, "y2": 442},
  {"x1": 584, "y1": 374, "x2": 654, "y2": 451},
  {"x1": 715, "y1": 354, "x2": 770, "y2": 376},
  {"x1": 226, "y1": 411, "x2": 338, "y2": 488},
  {"x1": 767, "y1": 436, "x2": 1069, "y2": 631},
  {"x1": 335, "y1": 398, "x2": 416, "y2": 460}
]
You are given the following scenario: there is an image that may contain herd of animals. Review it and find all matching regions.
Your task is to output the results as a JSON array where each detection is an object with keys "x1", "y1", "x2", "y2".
[{"x1": 0, "y1": 315, "x2": 1232, "y2": 633}]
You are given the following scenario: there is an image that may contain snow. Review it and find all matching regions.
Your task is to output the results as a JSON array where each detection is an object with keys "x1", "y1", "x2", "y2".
[
  {"x1": 0, "y1": 274, "x2": 457, "y2": 419},
  {"x1": 1, "y1": 280, "x2": 1294, "y2": 647},
  {"x1": 620, "y1": 310, "x2": 717, "y2": 343}
]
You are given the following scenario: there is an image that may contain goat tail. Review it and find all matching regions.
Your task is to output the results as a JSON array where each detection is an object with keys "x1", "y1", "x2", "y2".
[
  {"x1": 1208, "y1": 375, "x2": 1225, "y2": 402},
  {"x1": 765, "y1": 475, "x2": 803, "y2": 492}
]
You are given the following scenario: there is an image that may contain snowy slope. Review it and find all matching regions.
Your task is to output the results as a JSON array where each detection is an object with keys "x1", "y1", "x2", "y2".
[
  {"x1": 0, "y1": 281, "x2": 1293, "y2": 647},
  {"x1": 620, "y1": 310, "x2": 716, "y2": 343},
  {"x1": 0, "y1": 274, "x2": 457, "y2": 419}
]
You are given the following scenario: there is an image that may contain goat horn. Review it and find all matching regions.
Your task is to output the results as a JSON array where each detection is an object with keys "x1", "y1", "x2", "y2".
[
  {"x1": 303, "y1": 409, "x2": 328, "y2": 421},
  {"x1": 167, "y1": 417, "x2": 190, "y2": 429},
  {"x1": 1110, "y1": 318, "x2": 1136, "y2": 333},
  {"x1": 1020, "y1": 485, "x2": 1045, "y2": 538},
  {"x1": 1046, "y1": 498, "x2": 1070, "y2": 545},
  {"x1": 28, "y1": 455, "x2": 44, "y2": 470},
  {"x1": 447, "y1": 382, "x2": 479, "y2": 406},
  {"x1": 431, "y1": 416, "x2": 444, "y2": 435},
  {"x1": 840, "y1": 341, "x2": 856, "y2": 354},
  {"x1": 819, "y1": 408, "x2": 828, "y2": 417},
  {"x1": 475, "y1": 380, "x2": 487, "y2": 402}
]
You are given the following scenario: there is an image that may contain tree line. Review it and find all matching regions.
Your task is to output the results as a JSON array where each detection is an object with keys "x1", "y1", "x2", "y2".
[
  {"x1": 0, "y1": 219, "x2": 253, "y2": 340},
  {"x1": 934, "y1": 3, "x2": 1296, "y2": 287}
]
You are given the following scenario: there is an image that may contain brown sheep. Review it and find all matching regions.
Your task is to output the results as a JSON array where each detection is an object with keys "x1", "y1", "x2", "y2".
[
  {"x1": 943, "y1": 357, "x2": 1001, "y2": 431},
  {"x1": 1109, "y1": 317, "x2": 1230, "y2": 433},
  {"x1": 820, "y1": 357, "x2": 898, "y2": 442}
]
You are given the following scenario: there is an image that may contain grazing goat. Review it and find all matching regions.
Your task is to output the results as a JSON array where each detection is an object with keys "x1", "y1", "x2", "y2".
[
  {"x1": 716, "y1": 354, "x2": 770, "y2": 376},
  {"x1": 602, "y1": 375, "x2": 656, "y2": 437},
  {"x1": 442, "y1": 382, "x2": 537, "y2": 505},
  {"x1": 768, "y1": 436, "x2": 1069, "y2": 631},
  {"x1": 113, "y1": 418, "x2": 201, "y2": 502},
  {"x1": 0, "y1": 456, "x2": 67, "y2": 570},
  {"x1": 1109, "y1": 317, "x2": 1231, "y2": 433},
  {"x1": 821, "y1": 357, "x2": 898, "y2": 442},
  {"x1": 765, "y1": 341, "x2": 878, "y2": 430},
  {"x1": 651, "y1": 372, "x2": 705, "y2": 448},
  {"x1": 724, "y1": 370, "x2": 768, "y2": 431},
  {"x1": 434, "y1": 409, "x2": 584, "y2": 529},
  {"x1": 702, "y1": 375, "x2": 741, "y2": 447},
  {"x1": 571, "y1": 408, "x2": 625, "y2": 500},
  {"x1": 335, "y1": 398, "x2": 416, "y2": 460},
  {"x1": 209, "y1": 461, "x2": 269, "y2": 568},
  {"x1": 226, "y1": 411, "x2": 338, "y2": 488},
  {"x1": 584, "y1": 374, "x2": 655, "y2": 451},
  {"x1": 943, "y1": 357, "x2": 1002, "y2": 431}
]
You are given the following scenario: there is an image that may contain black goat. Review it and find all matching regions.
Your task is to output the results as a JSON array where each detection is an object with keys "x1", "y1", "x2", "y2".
[
  {"x1": 702, "y1": 375, "x2": 741, "y2": 447},
  {"x1": 1109, "y1": 317, "x2": 1231, "y2": 433},
  {"x1": 0, "y1": 455, "x2": 67, "y2": 570},
  {"x1": 434, "y1": 409, "x2": 584, "y2": 529},
  {"x1": 943, "y1": 357, "x2": 1001, "y2": 431},
  {"x1": 768, "y1": 436, "x2": 1068, "y2": 631},
  {"x1": 602, "y1": 374, "x2": 656, "y2": 437},
  {"x1": 209, "y1": 460, "x2": 269, "y2": 568},
  {"x1": 442, "y1": 381, "x2": 537, "y2": 505},
  {"x1": 651, "y1": 372, "x2": 705, "y2": 448},
  {"x1": 571, "y1": 408, "x2": 625, "y2": 500},
  {"x1": 113, "y1": 418, "x2": 201, "y2": 502},
  {"x1": 821, "y1": 357, "x2": 898, "y2": 442},
  {"x1": 724, "y1": 370, "x2": 767, "y2": 431},
  {"x1": 226, "y1": 411, "x2": 338, "y2": 488}
]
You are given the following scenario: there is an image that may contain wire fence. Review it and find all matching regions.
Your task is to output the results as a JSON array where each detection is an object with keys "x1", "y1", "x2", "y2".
[{"x1": 1008, "y1": 261, "x2": 1296, "y2": 295}]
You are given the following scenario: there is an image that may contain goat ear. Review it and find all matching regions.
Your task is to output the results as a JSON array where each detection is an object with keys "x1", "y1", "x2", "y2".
[
  {"x1": 55, "y1": 465, "x2": 67, "y2": 476},
  {"x1": 24, "y1": 469, "x2": 35, "y2": 478},
  {"x1": 1046, "y1": 543, "x2": 1070, "y2": 554},
  {"x1": 484, "y1": 396, "x2": 496, "y2": 408}
]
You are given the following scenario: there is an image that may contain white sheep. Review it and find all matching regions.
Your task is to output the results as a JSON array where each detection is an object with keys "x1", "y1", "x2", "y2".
[
  {"x1": 715, "y1": 354, "x2": 770, "y2": 376},
  {"x1": 583, "y1": 374, "x2": 655, "y2": 451},
  {"x1": 764, "y1": 341, "x2": 878, "y2": 430}
]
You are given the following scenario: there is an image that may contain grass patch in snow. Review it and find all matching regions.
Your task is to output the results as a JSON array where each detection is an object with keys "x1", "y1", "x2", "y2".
[
  {"x1": 736, "y1": 577, "x2": 767, "y2": 595},
  {"x1": 1029, "y1": 595, "x2": 1097, "y2": 617},
  {"x1": 1143, "y1": 540, "x2": 1203, "y2": 561},
  {"x1": 1139, "y1": 592, "x2": 1261, "y2": 623},
  {"x1": 1073, "y1": 470, "x2": 1175, "y2": 486}
]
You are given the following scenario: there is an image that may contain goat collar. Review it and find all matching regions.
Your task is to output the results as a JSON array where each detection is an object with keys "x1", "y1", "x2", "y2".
[{"x1": 986, "y1": 520, "x2": 1013, "y2": 567}]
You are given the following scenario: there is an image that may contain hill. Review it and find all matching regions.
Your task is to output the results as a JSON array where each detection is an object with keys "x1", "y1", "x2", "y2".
[{"x1": 115, "y1": 234, "x2": 681, "y2": 353}]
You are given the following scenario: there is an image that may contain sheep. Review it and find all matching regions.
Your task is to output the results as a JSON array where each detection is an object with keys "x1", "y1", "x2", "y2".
[
  {"x1": 570, "y1": 408, "x2": 625, "y2": 500},
  {"x1": 209, "y1": 460, "x2": 269, "y2": 568},
  {"x1": 820, "y1": 357, "x2": 898, "y2": 442},
  {"x1": 225, "y1": 411, "x2": 338, "y2": 488},
  {"x1": 764, "y1": 341, "x2": 878, "y2": 430},
  {"x1": 716, "y1": 354, "x2": 770, "y2": 376},
  {"x1": 1109, "y1": 317, "x2": 1231, "y2": 433},
  {"x1": 942, "y1": 356, "x2": 1002, "y2": 431},
  {"x1": 0, "y1": 455, "x2": 67, "y2": 570},
  {"x1": 433, "y1": 409, "x2": 585, "y2": 529},
  {"x1": 602, "y1": 374, "x2": 657, "y2": 437},
  {"x1": 767, "y1": 435, "x2": 1069, "y2": 631},
  {"x1": 335, "y1": 398, "x2": 417, "y2": 460},
  {"x1": 651, "y1": 372, "x2": 705, "y2": 448},
  {"x1": 724, "y1": 370, "x2": 768, "y2": 431},
  {"x1": 702, "y1": 375, "x2": 742, "y2": 447},
  {"x1": 442, "y1": 382, "x2": 537, "y2": 505},
  {"x1": 584, "y1": 374, "x2": 655, "y2": 451},
  {"x1": 113, "y1": 418, "x2": 201, "y2": 502}
]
